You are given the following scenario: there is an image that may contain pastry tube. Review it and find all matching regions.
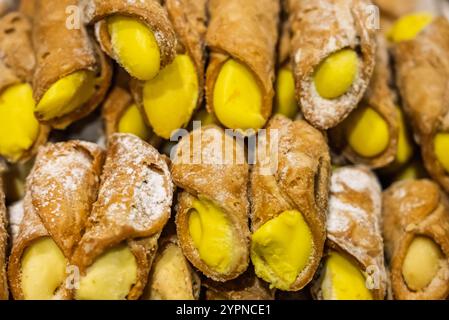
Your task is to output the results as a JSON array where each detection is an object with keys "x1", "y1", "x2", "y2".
[
  {"x1": 143, "y1": 233, "x2": 201, "y2": 300},
  {"x1": 287, "y1": 0, "x2": 377, "y2": 130},
  {"x1": 130, "y1": 0, "x2": 207, "y2": 140},
  {"x1": 172, "y1": 125, "x2": 250, "y2": 281},
  {"x1": 0, "y1": 11, "x2": 49, "y2": 163},
  {"x1": 331, "y1": 35, "x2": 412, "y2": 169},
  {"x1": 383, "y1": 180, "x2": 449, "y2": 300},
  {"x1": 32, "y1": 0, "x2": 112, "y2": 130},
  {"x1": 72, "y1": 134, "x2": 173, "y2": 300},
  {"x1": 391, "y1": 17, "x2": 449, "y2": 194},
  {"x1": 204, "y1": 269, "x2": 275, "y2": 300},
  {"x1": 312, "y1": 166, "x2": 387, "y2": 300},
  {"x1": 83, "y1": 0, "x2": 176, "y2": 81},
  {"x1": 0, "y1": 164, "x2": 8, "y2": 300},
  {"x1": 205, "y1": 0, "x2": 279, "y2": 132},
  {"x1": 8, "y1": 141, "x2": 105, "y2": 300},
  {"x1": 250, "y1": 115, "x2": 331, "y2": 291}
]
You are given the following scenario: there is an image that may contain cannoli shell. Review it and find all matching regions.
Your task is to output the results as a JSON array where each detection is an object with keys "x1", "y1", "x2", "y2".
[
  {"x1": 19, "y1": 0, "x2": 35, "y2": 18},
  {"x1": 0, "y1": 0, "x2": 15, "y2": 17},
  {"x1": 250, "y1": 115, "x2": 331, "y2": 291},
  {"x1": 0, "y1": 166, "x2": 8, "y2": 300},
  {"x1": 287, "y1": 0, "x2": 376, "y2": 130},
  {"x1": 205, "y1": 0, "x2": 279, "y2": 126},
  {"x1": 392, "y1": 17, "x2": 449, "y2": 193},
  {"x1": 172, "y1": 125, "x2": 250, "y2": 282},
  {"x1": 383, "y1": 179, "x2": 449, "y2": 300}
]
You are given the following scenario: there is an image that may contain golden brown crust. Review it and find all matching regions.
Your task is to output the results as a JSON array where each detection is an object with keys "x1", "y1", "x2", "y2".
[
  {"x1": 72, "y1": 134, "x2": 173, "y2": 299},
  {"x1": 383, "y1": 179, "x2": 449, "y2": 300},
  {"x1": 102, "y1": 86, "x2": 134, "y2": 138},
  {"x1": 250, "y1": 115, "x2": 331, "y2": 291},
  {"x1": 205, "y1": 0, "x2": 280, "y2": 127},
  {"x1": 287, "y1": 0, "x2": 377, "y2": 130},
  {"x1": 84, "y1": 0, "x2": 177, "y2": 72},
  {"x1": 393, "y1": 17, "x2": 449, "y2": 194},
  {"x1": 8, "y1": 140, "x2": 105, "y2": 300},
  {"x1": 0, "y1": 0, "x2": 15, "y2": 17},
  {"x1": 373, "y1": 0, "x2": 417, "y2": 20},
  {"x1": 19, "y1": 0, "x2": 35, "y2": 18},
  {"x1": 0, "y1": 167, "x2": 8, "y2": 300},
  {"x1": 33, "y1": 0, "x2": 112, "y2": 129},
  {"x1": 172, "y1": 125, "x2": 250, "y2": 281}
]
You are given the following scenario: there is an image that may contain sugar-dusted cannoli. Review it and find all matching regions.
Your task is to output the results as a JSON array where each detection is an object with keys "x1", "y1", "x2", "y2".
[
  {"x1": 172, "y1": 125, "x2": 250, "y2": 281},
  {"x1": 383, "y1": 180, "x2": 449, "y2": 300},
  {"x1": 72, "y1": 134, "x2": 173, "y2": 300},
  {"x1": 312, "y1": 166, "x2": 387, "y2": 300},
  {"x1": 0, "y1": 162, "x2": 8, "y2": 300},
  {"x1": 0, "y1": 11, "x2": 49, "y2": 163},
  {"x1": 8, "y1": 141, "x2": 105, "y2": 300},
  {"x1": 250, "y1": 115, "x2": 331, "y2": 291},
  {"x1": 32, "y1": 0, "x2": 112, "y2": 129},
  {"x1": 331, "y1": 35, "x2": 413, "y2": 169},
  {"x1": 389, "y1": 14, "x2": 449, "y2": 194},
  {"x1": 131, "y1": 0, "x2": 207, "y2": 140},
  {"x1": 287, "y1": 0, "x2": 377, "y2": 130},
  {"x1": 83, "y1": 0, "x2": 176, "y2": 82},
  {"x1": 205, "y1": 0, "x2": 279, "y2": 132}
]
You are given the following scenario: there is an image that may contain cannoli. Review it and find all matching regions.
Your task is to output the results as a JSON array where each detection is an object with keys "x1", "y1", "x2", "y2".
[
  {"x1": 0, "y1": 11, "x2": 49, "y2": 163},
  {"x1": 143, "y1": 232, "x2": 201, "y2": 300},
  {"x1": 32, "y1": 0, "x2": 112, "y2": 130},
  {"x1": 250, "y1": 115, "x2": 331, "y2": 291},
  {"x1": 204, "y1": 269, "x2": 275, "y2": 300},
  {"x1": 8, "y1": 140, "x2": 105, "y2": 300},
  {"x1": 383, "y1": 179, "x2": 449, "y2": 300},
  {"x1": 0, "y1": 163, "x2": 8, "y2": 300},
  {"x1": 389, "y1": 14, "x2": 449, "y2": 194},
  {"x1": 287, "y1": 0, "x2": 377, "y2": 130},
  {"x1": 312, "y1": 166, "x2": 387, "y2": 300},
  {"x1": 172, "y1": 125, "x2": 250, "y2": 281},
  {"x1": 130, "y1": 0, "x2": 206, "y2": 140},
  {"x1": 83, "y1": 0, "x2": 176, "y2": 82},
  {"x1": 71, "y1": 134, "x2": 173, "y2": 300},
  {"x1": 331, "y1": 35, "x2": 413, "y2": 169},
  {"x1": 205, "y1": 0, "x2": 279, "y2": 132}
]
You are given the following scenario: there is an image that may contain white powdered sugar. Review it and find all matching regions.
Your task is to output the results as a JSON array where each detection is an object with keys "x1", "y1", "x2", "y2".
[{"x1": 7, "y1": 200, "x2": 24, "y2": 244}]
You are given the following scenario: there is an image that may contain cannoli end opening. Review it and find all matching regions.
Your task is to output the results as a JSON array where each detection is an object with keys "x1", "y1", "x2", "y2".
[
  {"x1": 274, "y1": 67, "x2": 297, "y2": 119},
  {"x1": 394, "y1": 108, "x2": 413, "y2": 166},
  {"x1": 434, "y1": 133, "x2": 449, "y2": 174},
  {"x1": 250, "y1": 210, "x2": 313, "y2": 291},
  {"x1": 118, "y1": 103, "x2": 151, "y2": 141},
  {"x1": 387, "y1": 13, "x2": 434, "y2": 43}
]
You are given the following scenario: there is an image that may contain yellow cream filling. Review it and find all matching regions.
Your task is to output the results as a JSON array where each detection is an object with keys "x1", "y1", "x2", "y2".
[
  {"x1": 314, "y1": 49, "x2": 358, "y2": 99},
  {"x1": 0, "y1": 83, "x2": 39, "y2": 162},
  {"x1": 21, "y1": 237, "x2": 66, "y2": 300},
  {"x1": 108, "y1": 15, "x2": 160, "y2": 81},
  {"x1": 344, "y1": 106, "x2": 390, "y2": 158},
  {"x1": 434, "y1": 133, "x2": 449, "y2": 174},
  {"x1": 321, "y1": 251, "x2": 373, "y2": 300},
  {"x1": 251, "y1": 210, "x2": 313, "y2": 290},
  {"x1": 35, "y1": 71, "x2": 95, "y2": 122},
  {"x1": 213, "y1": 59, "x2": 265, "y2": 131},
  {"x1": 76, "y1": 245, "x2": 137, "y2": 300},
  {"x1": 395, "y1": 108, "x2": 413, "y2": 166},
  {"x1": 188, "y1": 198, "x2": 236, "y2": 274},
  {"x1": 118, "y1": 103, "x2": 150, "y2": 140},
  {"x1": 388, "y1": 13, "x2": 434, "y2": 43},
  {"x1": 143, "y1": 54, "x2": 198, "y2": 139},
  {"x1": 402, "y1": 236, "x2": 443, "y2": 291},
  {"x1": 275, "y1": 68, "x2": 297, "y2": 119}
]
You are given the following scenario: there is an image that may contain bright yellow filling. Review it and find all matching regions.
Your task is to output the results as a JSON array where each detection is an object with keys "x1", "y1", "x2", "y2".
[
  {"x1": 108, "y1": 15, "x2": 160, "y2": 81},
  {"x1": 21, "y1": 237, "x2": 66, "y2": 300},
  {"x1": 395, "y1": 108, "x2": 413, "y2": 166},
  {"x1": 35, "y1": 71, "x2": 95, "y2": 122},
  {"x1": 275, "y1": 68, "x2": 297, "y2": 119},
  {"x1": 402, "y1": 237, "x2": 443, "y2": 291},
  {"x1": 434, "y1": 133, "x2": 449, "y2": 174},
  {"x1": 76, "y1": 245, "x2": 137, "y2": 300},
  {"x1": 321, "y1": 251, "x2": 373, "y2": 300},
  {"x1": 143, "y1": 54, "x2": 198, "y2": 139},
  {"x1": 188, "y1": 198, "x2": 236, "y2": 274},
  {"x1": 251, "y1": 210, "x2": 313, "y2": 290},
  {"x1": 193, "y1": 108, "x2": 217, "y2": 126},
  {"x1": 118, "y1": 103, "x2": 150, "y2": 140},
  {"x1": 345, "y1": 106, "x2": 390, "y2": 158},
  {"x1": 388, "y1": 13, "x2": 434, "y2": 43},
  {"x1": 213, "y1": 59, "x2": 265, "y2": 131},
  {"x1": 0, "y1": 83, "x2": 39, "y2": 162},
  {"x1": 314, "y1": 49, "x2": 358, "y2": 99}
]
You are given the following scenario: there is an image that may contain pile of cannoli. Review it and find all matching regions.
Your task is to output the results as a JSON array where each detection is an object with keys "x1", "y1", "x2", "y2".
[{"x1": 0, "y1": 0, "x2": 449, "y2": 301}]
